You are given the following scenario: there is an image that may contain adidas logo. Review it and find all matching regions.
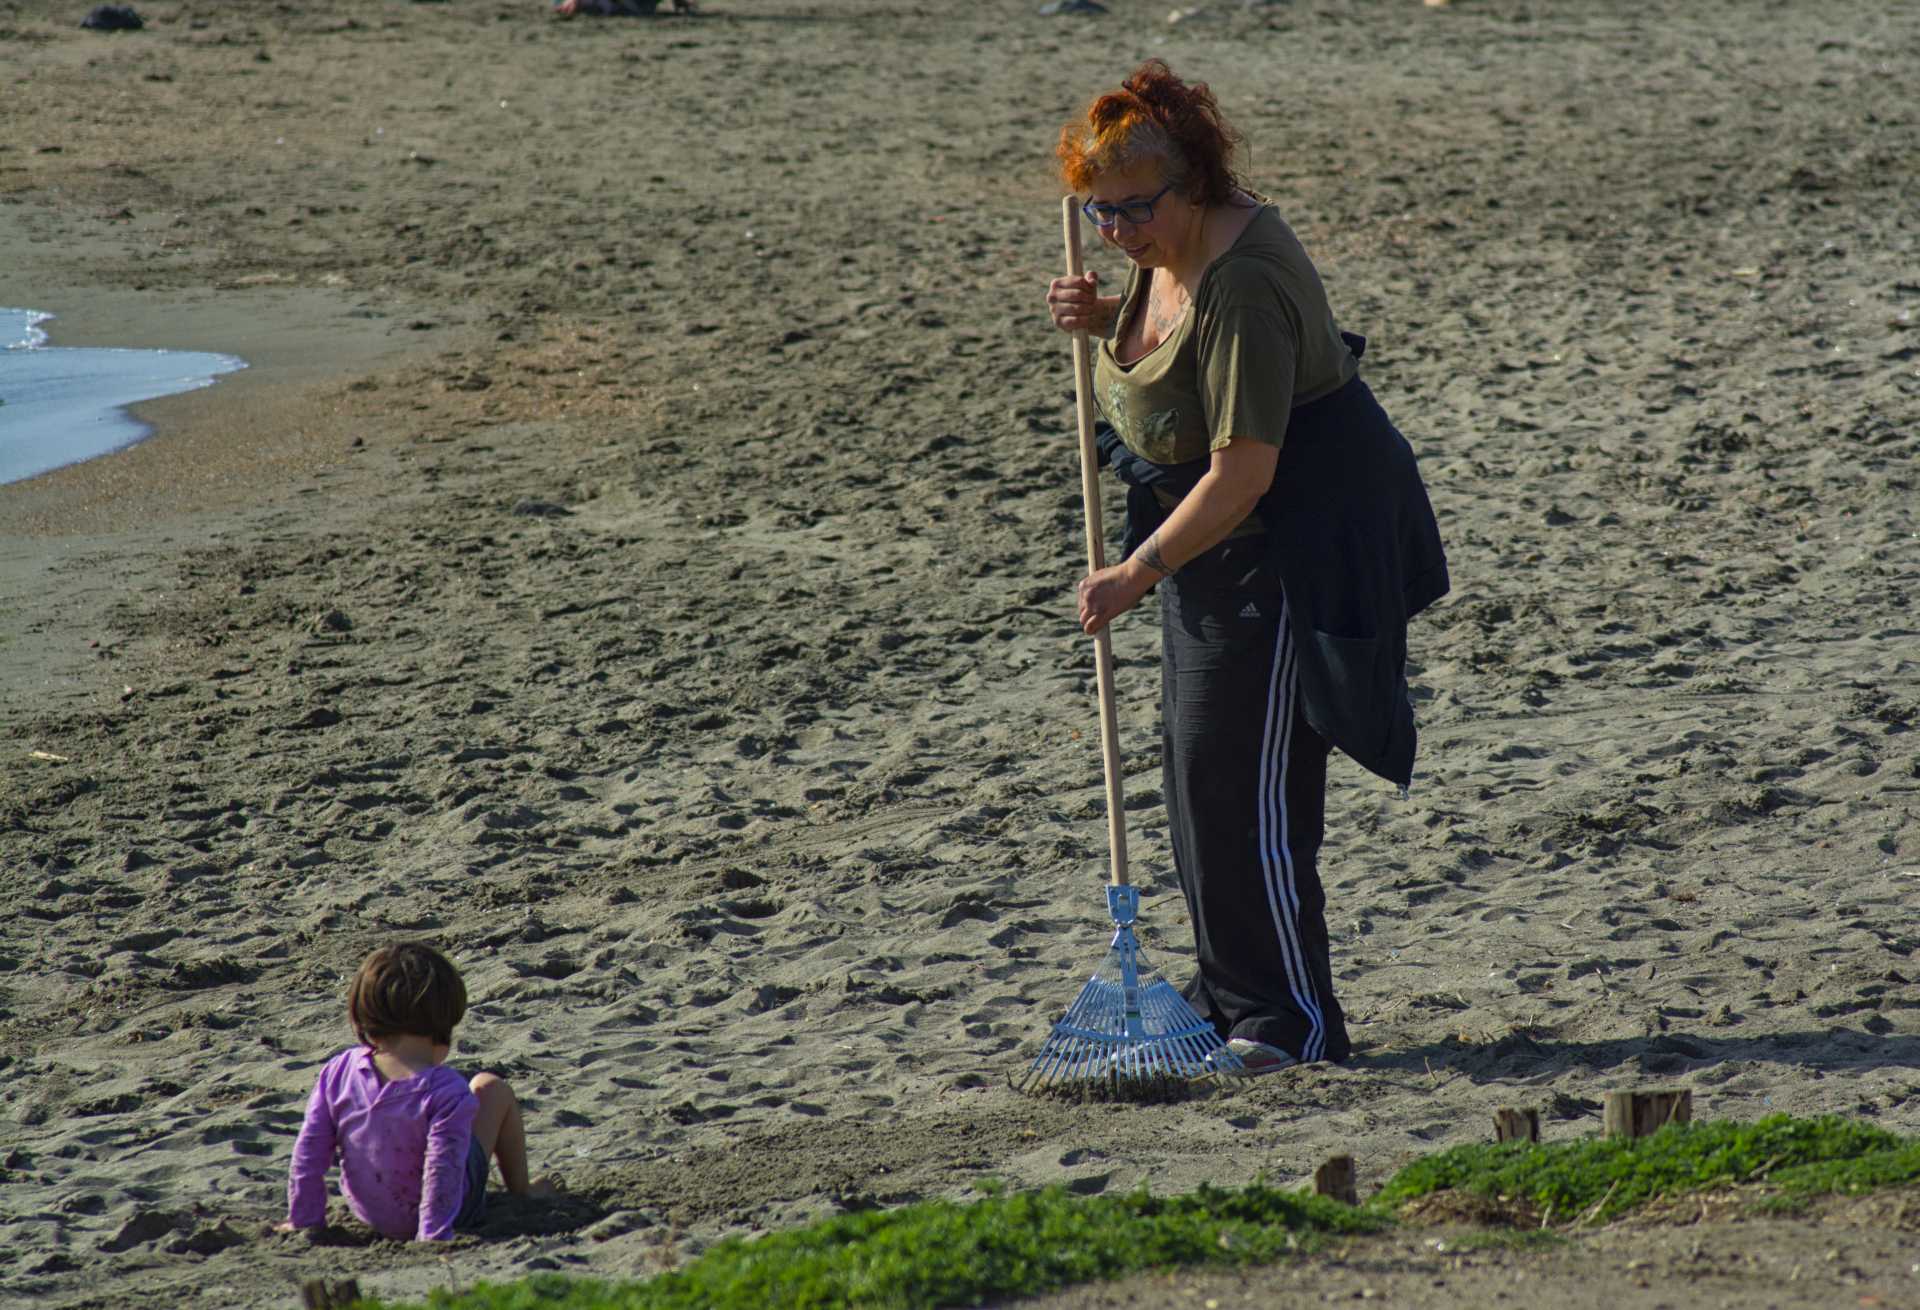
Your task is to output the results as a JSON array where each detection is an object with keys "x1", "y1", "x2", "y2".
[{"x1": 1238, "y1": 602, "x2": 1261, "y2": 619}]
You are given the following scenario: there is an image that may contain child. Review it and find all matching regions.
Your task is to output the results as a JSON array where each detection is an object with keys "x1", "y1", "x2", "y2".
[{"x1": 279, "y1": 942, "x2": 551, "y2": 1242}]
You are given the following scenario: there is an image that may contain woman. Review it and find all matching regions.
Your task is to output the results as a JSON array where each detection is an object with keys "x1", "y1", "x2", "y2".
[{"x1": 1046, "y1": 60, "x2": 1449, "y2": 1073}]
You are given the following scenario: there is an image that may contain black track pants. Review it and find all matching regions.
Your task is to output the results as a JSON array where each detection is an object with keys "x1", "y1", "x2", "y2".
[{"x1": 1159, "y1": 539, "x2": 1350, "y2": 1064}]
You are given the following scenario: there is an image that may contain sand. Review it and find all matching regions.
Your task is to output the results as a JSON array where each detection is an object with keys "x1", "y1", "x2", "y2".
[{"x1": 2, "y1": 0, "x2": 1918, "y2": 1306}]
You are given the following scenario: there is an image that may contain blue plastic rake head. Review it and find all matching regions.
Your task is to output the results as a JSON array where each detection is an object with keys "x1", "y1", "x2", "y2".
[{"x1": 1015, "y1": 886, "x2": 1244, "y2": 1092}]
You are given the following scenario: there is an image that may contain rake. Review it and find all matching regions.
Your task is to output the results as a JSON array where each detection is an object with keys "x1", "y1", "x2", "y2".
[{"x1": 1014, "y1": 198, "x2": 1244, "y2": 1093}]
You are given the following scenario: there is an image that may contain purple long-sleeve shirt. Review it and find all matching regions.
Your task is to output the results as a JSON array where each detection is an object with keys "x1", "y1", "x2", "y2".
[{"x1": 286, "y1": 1047, "x2": 478, "y2": 1241}]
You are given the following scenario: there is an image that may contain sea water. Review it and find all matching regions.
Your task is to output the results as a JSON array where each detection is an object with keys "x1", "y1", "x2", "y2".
[{"x1": 0, "y1": 307, "x2": 247, "y2": 485}]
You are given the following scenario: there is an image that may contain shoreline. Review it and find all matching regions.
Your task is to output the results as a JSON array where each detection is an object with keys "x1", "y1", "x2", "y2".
[
  {"x1": 0, "y1": 304, "x2": 248, "y2": 489},
  {"x1": 0, "y1": 224, "x2": 463, "y2": 536}
]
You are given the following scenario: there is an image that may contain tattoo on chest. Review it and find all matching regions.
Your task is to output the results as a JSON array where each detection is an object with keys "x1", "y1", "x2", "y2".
[{"x1": 1144, "y1": 292, "x2": 1185, "y2": 341}]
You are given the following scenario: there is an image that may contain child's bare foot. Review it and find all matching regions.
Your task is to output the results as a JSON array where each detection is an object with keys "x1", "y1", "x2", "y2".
[
  {"x1": 553, "y1": 0, "x2": 580, "y2": 16},
  {"x1": 523, "y1": 1175, "x2": 562, "y2": 1198}
]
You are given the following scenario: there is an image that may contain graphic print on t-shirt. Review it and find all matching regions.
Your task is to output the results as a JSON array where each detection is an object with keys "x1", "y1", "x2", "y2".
[{"x1": 1101, "y1": 376, "x2": 1183, "y2": 464}]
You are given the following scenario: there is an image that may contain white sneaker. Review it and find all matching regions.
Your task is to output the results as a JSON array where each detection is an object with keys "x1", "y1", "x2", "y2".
[{"x1": 1224, "y1": 1038, "x2": 1298, "y2": 1076}]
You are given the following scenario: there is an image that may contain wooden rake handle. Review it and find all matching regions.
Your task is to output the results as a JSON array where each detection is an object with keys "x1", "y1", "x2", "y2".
[{"x1": 1061, "y1": 195, "x2": 1130, "y2": 890}]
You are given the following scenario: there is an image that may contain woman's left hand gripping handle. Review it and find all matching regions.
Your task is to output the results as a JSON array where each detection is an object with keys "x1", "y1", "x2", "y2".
[{"x1": 1047, "y1": 270, "x2": 1106, "y2": 336}]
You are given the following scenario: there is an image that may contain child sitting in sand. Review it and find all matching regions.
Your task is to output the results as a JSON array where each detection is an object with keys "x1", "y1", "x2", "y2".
[{"x1": 279, "y1": 942, "x2": 552, "y2": 1242}]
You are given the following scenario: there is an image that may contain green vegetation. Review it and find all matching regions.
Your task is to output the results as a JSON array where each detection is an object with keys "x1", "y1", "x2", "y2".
[
  {"x1": 360, "y1": 1116, "x2": 1920, "y2": 1310},
  {"x1": 1369, "y1": 1114, "x2": 1916, "y2": 1225},
  {"x1": 377, "y1": 1185, "x2": 1382, "y2": 1310}
]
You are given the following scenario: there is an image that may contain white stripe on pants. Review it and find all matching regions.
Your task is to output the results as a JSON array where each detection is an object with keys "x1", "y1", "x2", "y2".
[{"x1": 1256, "y1": 600, "x2": 1327, "y2": 1062}]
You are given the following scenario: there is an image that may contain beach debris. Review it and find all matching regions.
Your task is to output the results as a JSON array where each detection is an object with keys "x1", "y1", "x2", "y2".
[
  {"x1": 80, "y1": 5, "x2": 143, "y2": 31},
  {"x1": 1038, "y1": 0, "x2": 1107, "y2": 14},
  {"x1": 28, "y1": 750, "x2": 70, "y2": 764},
  {"x1": 511, "y1": 498, "x2": 573, "y2": 517},
  {"x1": 307, "y1": 608, "x2": 353, "y2": 635}
]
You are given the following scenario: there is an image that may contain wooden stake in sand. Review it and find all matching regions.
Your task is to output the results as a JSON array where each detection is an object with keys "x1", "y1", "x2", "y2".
[
  {"x1": 1602, "y1": 1088, "x2": 1692, "y2": 1139},
  {"x1": 1313, "y1": 1154, "x2": 1358, "y2": 1205},
  {"x1": 1493, "y1": 1105, "x2": 1541, "y2": 1143}
]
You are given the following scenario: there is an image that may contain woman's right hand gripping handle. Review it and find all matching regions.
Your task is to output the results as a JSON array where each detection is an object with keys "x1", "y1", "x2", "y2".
[{"x1": 1046, "y1": 270, "x2": 1117, "y2": 338}]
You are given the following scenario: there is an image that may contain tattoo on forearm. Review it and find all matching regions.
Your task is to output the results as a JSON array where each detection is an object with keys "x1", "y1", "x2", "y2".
[{"x1": 1137, "y1": 533, "x2": 1176, "y2": 579}]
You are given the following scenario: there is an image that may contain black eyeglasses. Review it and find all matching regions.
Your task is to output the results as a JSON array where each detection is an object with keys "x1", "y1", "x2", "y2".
[{"x1": 1081, "y1": 182, "x2": 1175, "y2": 229}]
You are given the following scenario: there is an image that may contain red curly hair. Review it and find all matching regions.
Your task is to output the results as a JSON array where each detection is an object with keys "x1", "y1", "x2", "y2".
[{"x1": 1057, "y1": 59, "x2": 1245, "y2": 207}]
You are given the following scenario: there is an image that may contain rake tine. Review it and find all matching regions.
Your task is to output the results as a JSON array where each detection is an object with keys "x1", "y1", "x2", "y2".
[{"x1": 1038, "y1": 1030, "x2": 1082, "y2": 1088}]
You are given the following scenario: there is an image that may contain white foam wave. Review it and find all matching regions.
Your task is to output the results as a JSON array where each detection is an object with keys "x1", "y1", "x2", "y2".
[{"x1": 1, "y1": 307, "x2": 52, "y2": 351}]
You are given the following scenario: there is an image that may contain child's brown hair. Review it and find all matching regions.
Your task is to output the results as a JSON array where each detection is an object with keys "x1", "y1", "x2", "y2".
[{"x1": 347, "y1": 943, "x2": 468, "y2": 1047}]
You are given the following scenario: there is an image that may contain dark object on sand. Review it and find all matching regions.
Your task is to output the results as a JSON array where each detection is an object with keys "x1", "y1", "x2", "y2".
[
  {"x1": 555, "y1": 0, "x2": 695, "y2": 16},
  {"x1": 1038, "y1": 0, "x2": 1107, "y2": 13},
  {"x1": 80, "y1": 4, "x2": 143, "y2": 29},
  {"x1": 302, "y1": 1280, "x2": 362, "y2": 1310}
]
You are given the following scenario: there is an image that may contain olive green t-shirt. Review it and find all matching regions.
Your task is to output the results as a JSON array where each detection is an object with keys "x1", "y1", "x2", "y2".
[{"x1": 1093, "y1": 204, "x2": 1356, "y2": 466}]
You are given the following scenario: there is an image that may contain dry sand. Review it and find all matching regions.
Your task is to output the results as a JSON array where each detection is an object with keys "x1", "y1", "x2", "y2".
[{"x1": 3, "y1": 0, "x2": 1919, "y2": 1306}]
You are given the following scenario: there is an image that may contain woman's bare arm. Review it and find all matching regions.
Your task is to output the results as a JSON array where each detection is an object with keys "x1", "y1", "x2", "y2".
[
  {"x1": 1135, "y1": 437, "x2": 1277, "y2": 574},
  {"x1": 1076, "y1": 436, "x2": 1279, "y2": 634}
]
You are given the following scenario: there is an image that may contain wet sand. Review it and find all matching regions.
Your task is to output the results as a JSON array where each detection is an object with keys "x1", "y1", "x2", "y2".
[{"x1": 2, "y1": 1, "x2": 1918, "y2": 1306}]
